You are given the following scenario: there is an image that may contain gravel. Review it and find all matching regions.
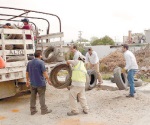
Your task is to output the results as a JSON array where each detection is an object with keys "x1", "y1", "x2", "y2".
[{"x1": 0, "y1": 83, "x2": 150, "y2": 125}]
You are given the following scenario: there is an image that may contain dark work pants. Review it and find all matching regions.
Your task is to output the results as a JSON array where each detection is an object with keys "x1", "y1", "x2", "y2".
[{"x1": 30, "y1": 86, "x2": 48, "y2": 113}]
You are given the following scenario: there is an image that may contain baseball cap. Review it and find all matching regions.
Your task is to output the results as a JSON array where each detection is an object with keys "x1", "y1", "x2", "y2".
[{"x1": 21, "y1": 18, "x2": 29, "y2": 22}]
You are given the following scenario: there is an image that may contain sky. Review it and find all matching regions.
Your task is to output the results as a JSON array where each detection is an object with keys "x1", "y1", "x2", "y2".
[{"x1": 0, "y1": 0, "x2": 150, "y2": 42}]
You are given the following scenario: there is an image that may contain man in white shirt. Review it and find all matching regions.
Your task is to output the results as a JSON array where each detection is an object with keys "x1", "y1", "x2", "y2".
[
  {"x1": 70, "y1": 45, "x2": 82, "y2": 60},
  {"x1": 122, "y1": 44, "x2": 138, "y2": 97},
  {"x1": 85, "y1": 47, "x2": 103, "y2": 85}
]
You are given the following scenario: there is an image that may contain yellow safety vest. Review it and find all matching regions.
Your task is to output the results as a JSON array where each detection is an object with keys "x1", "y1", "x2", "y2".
[{"x1": 71, "y1": 61, "x2": 87, "y2": 83}]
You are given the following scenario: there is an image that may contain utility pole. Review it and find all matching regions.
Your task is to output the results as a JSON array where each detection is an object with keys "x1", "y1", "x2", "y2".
[{"x1": 78, "y1": 31, "x2": 82, "y2": 44}]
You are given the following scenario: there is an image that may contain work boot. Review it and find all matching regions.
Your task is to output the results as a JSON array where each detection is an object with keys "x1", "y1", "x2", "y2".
[
  {"x1": 67, "y1": 111, "x2": 79, "y2": 116},
  {"x1": 83, "y1": 110, "x2": 88, "y2": 114},
  {"x1": 97, "y1": 81, "x2": 103, "y2": 87},
  {"x1": 126, "y1": 94, "x2": 134, "y2": 98},
  {"x1": 41, "y1": 109, "x2": 52, "y2": 115},
  {"x1": 31, "y1": 110, "x2": 38, "y2": 115}
]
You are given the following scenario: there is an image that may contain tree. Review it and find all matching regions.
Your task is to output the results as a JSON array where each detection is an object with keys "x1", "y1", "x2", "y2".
[
  {"x1": 91, "y1": 35, "x2": 115, "y2": 45},
  {"x1": 90, "y1": 36, "x2": 99, "y2": 43}
]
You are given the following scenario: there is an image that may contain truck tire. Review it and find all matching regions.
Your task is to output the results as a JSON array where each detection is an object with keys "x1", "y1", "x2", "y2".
[
  {"x1": 42, "y1": 46, "x2": 57, "y2": 63},
  {"x1": 49, "y1": 63, "x2": 72, "y2": 89},
  {"x1": 128, "y1": 79, "x2": 143, "y2": 87},
  {"x1": 55, "y1": 48, "x2": 65, "y2": 62},
  {"x1": 87, "y1": 70, "x2": 97, "y2": 90},
  {"x1": 134, "y1": 79, "x2": 143, "y2": 87},
  {"x1": 113, "y1": 67, "x2": 128, "y2": 90}
]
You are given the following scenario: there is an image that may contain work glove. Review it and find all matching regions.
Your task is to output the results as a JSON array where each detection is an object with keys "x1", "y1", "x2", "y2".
[{"x1": 121, "y1": 68, "x2": 127, "y2": 73}]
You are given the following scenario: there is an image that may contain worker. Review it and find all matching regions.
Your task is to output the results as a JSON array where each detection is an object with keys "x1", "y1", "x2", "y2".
[
  {"x1": 26, "y1": 50, "x2": 52, "y2": 115},
  {"x1": 122, "y1": 44, "x2": 138, "y2": 97},
  {"x1": 21, "y1": 18, "x2": 32, "y2": 39},
  {"x1": 70, "y1": 45, "x2": 82, "y2": 60},
  {"x1": 3, "y1": 23, "x2": 11, "y2": 28},
  {"x1": 0, "y1": 56, "x2": 6, "y2": 68},
  {"x1": 85, "y1": 47, "x2": 103, "y2": 85},
  {"x1": 67, "y1": 55, "x2": 89, "y2": 116}
]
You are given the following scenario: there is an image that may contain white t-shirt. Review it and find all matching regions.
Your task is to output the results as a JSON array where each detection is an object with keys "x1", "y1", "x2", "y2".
[
  {"x1": 73, "y1": 50, "x2": 82, "y2": 60},
  {"x1": 124, "y1": 50, "x2": 138, "y2": 71},
  {"x1": 85, "y1": 51, "x2": 99, "y2": 64}
]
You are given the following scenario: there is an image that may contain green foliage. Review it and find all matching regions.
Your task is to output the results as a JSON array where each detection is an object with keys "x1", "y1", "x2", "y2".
[
  {"x1": 90, "y1": 36, "x2": 99, "y2": 43},
  {"x1": 91, "y1": 35, "x2": 115, "y2": 45},
  {"x1": 101, "y1": 73, "x2": 113, "y2": 80},
  {"x1": 137, "y1": 75, "x2": 150, "y2": 82}
]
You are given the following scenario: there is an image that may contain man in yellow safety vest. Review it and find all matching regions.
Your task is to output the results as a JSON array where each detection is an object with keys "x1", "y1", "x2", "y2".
[{"x1": 67, "y1": 55, "x2": 89, "y2": 116}]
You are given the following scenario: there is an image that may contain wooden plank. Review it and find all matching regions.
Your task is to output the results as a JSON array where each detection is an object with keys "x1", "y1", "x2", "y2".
[
  {"x1": 0, "y1": 29, "x2": 31, "y2": 34},
  {"x1": 36, "y1": 41, "x2": 64, "y2": 47},
  {"x1": 5, "y1": 61, "x2": 26, "y2": 67},
  {"x1": 37, "y1": 32, "x2": 64, "y2": 40},
  {"x1": 0, "y1": 40, "x2": 33, "y2": 44},
  {"x1": 0, "y1": 49, "x2": 34, "y2": 55},
  {"x1": 1, "y1": 29, "x2": 6, "y2": 62},
  {"x1": 0, "y1": 67, "x2": 25, "y2": 74}
]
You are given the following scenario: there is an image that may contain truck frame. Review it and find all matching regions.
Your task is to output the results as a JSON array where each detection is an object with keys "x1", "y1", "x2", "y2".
[{"x1": 0, "y1": 6, "x2": 65, "y2": 99}]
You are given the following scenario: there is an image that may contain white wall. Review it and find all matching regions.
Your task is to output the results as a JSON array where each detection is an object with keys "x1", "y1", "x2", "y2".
[
  {"x1": 145, "y1": 30, "x2": 150, "y2": 43},
  {"x1": 86, "y1": 45, "x2": 142, "y2": 60},
  {"x1": 88, "y1": 45, "x2": 117, "y2": 60}
]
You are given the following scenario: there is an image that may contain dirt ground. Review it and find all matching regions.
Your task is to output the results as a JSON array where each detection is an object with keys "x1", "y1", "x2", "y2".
[{"x1": 0, "y1": 81, "x2": 150, "y2": 125}]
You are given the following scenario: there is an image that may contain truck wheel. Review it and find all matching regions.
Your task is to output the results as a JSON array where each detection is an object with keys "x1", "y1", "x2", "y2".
[
  {"x1": 110, "y1": 76, "x2": 115, "y2": 83},
  {"x1": 87, "y1": 70, "x2": 97, "y2": 90},
  {"x1": 49, "y1": 63, "x2": 72, "y2": 89},
  {"x1": 113, "y1": 67, "x2": 128, "y2": 90},
  {"x1": 42, "y1": 46, "x2": 57, "y2": 63}
]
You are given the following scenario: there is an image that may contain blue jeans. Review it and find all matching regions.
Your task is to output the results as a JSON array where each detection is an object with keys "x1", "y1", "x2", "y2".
[{"x1": 127, "y1": 69, "x2": 136, "y2": 96}]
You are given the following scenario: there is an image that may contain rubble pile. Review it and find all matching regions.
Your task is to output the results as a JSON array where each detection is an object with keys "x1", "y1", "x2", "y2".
[
  {"x1": 100, "y1": 44, "x2": 150, "y2": 78},
  {"x1": 100, "y1": 51, "x2": 125, "y2": 72},
  {"x1": 135, "y1": 45, "x2": 150, "y2": 78}
]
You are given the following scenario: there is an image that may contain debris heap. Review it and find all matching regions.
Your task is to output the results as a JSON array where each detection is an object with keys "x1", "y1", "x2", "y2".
[
  {"x1": 135, "y1": 45, "x2": 150, "y2": 78},
  {"x1": 100, "y1": 51, "x2": 125, "y2": 72},
  {"x1": 100, "y1": 45, "x2": 150, "y2": 79}
]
